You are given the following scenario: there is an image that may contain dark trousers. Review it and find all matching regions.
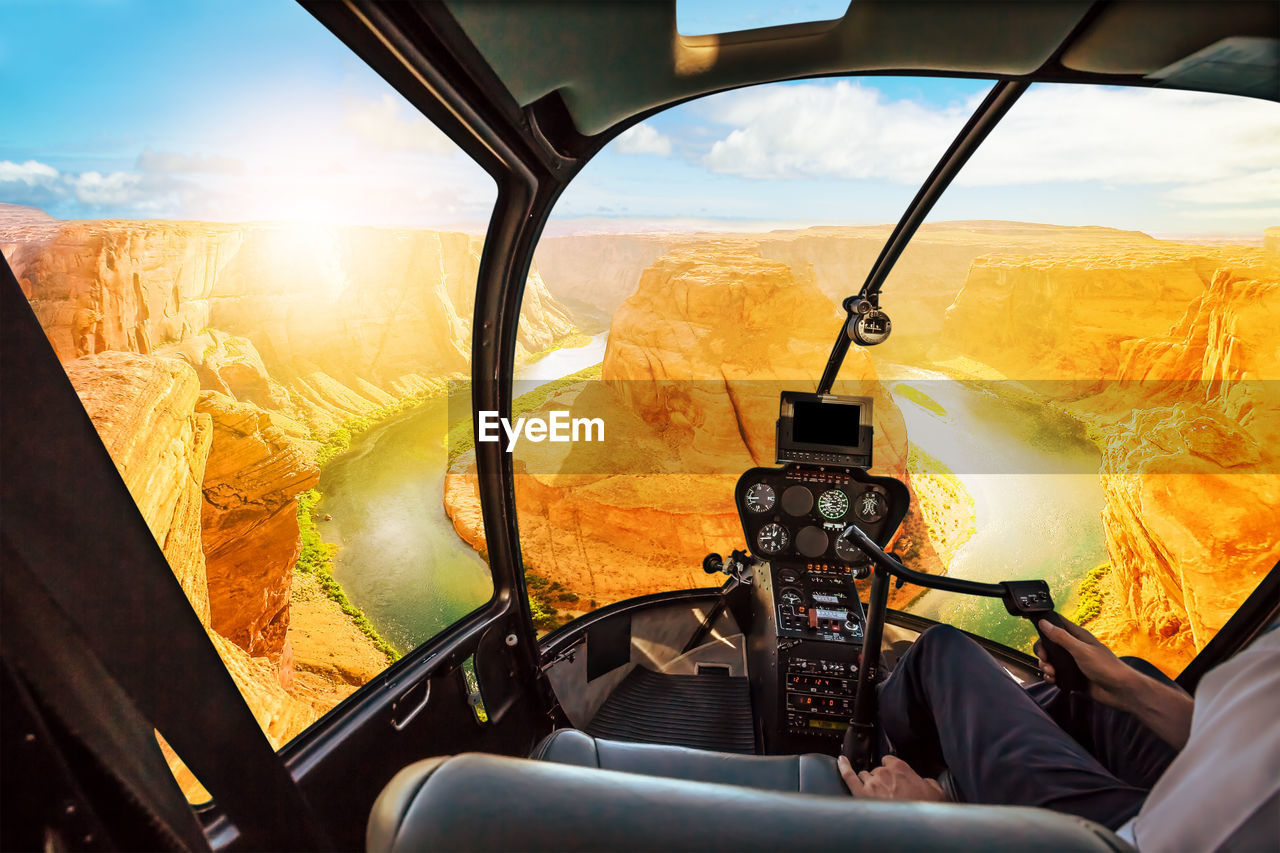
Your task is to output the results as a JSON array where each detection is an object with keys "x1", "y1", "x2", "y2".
[{"x1": 877, "y1": 625, "x2": 1180, "y2": 829}]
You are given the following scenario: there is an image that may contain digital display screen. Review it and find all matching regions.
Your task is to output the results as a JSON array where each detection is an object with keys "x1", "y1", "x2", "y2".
[
  {"x1": 807, "y1": 719, "x2": 849, "y2": 731},
  {"x1": 792, "y1": 400, "x2": 862, "y2": 448}
]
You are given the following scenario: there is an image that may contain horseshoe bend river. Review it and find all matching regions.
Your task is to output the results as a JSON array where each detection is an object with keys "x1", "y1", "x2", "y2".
[{"x1": 316, "y1": 345, "x2": 1106, "y2": 655}]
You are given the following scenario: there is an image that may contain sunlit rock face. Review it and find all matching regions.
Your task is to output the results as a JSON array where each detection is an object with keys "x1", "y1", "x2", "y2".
[
  {"x1": 15, "y1": 222, "x2": 241, "y2": 360},
  {"x1": 14, "y1": 218, "x2": 575, "y2": 429},
  {"x1": 534, "y1": 234, "x2": 676, "y2": 317},
  {"x1": 1090, "y1": 265, "x2": 1280, "y2": 674},
  {"x1": 59, "y1": 354, "x2": 322, "y2": 754},
  {"x1": 531, "y1": 222, "x2": 1167, "y2": 362},
  {"x1": 198, "y1": 392, "x2": 320, "y2": 660},
  {"x1": 940, "y1": 243, "x2": 1266, "y2": 384},
  {"x1": 64, "y1": 352, "x2": 214, "y2": 623},
  {"x1": 6, "y1": 209, "x2": 581, "y2": 750},
  {"x1": 754, "y1": 221, "x2": 1160, "y2": 360},
  {"x1": 446, "y1": 245, "x2": 911, "y2": 611}
]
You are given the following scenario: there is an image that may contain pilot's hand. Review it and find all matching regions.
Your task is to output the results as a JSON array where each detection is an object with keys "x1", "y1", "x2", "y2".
[
  {"x1": 838, "y1": 754, "x2": 945, "y2": 802},
  {"x1": 1035, "y1": 617, "x2": 1135, "y2": 708}
]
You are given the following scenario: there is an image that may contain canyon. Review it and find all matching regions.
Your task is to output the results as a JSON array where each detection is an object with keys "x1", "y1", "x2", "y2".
[
  {"x1": 4, "y1": 205, "x2": 580, "y2": 760},
  {"x1": 7, "y1": 198, "x2": 1277, "y2": 758},
  {"x1": 492, "y1": 223, "x2": 1279, "y2": 671},
  {"x1": 445, "y1": 244, "x2": 938, "y2": 616},
  {"x1": 936, "y1": 231, "x2": 1278, "y2": 674}
]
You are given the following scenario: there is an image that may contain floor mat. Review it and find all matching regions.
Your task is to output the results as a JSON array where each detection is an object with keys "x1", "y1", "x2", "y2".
[{"x1": 584, "y1": 666, "x2": 756, "y2": 753}]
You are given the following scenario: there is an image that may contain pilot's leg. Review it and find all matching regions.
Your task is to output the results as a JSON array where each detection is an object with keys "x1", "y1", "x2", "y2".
[
  {"x1": 877, "y1": 625, "x2": 1147, "y2": 829},
  {"x1": 1026, "y1": 657, "x2": 1179, "y2": 789}
]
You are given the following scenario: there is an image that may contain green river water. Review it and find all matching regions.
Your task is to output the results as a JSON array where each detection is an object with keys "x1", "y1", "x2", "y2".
[{"x1": 317, "y1": 348, "x2": 1107, "y2": 656}]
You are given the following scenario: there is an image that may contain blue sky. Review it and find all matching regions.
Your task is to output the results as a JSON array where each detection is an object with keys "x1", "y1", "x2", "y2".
[{"x1": 3, "y1": 0, "x2": 1278, "y2": 236}]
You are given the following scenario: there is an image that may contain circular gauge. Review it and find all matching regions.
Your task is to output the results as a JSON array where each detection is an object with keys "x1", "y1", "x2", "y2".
[
  {"x1": 779, "y1": 589, "x2": 803, "y2": 607},
  {"x1": 817, "y1": 488, "x2": 849, "y2": 520},
  {"x1": 850, "y1": 309, "x2": 892, "y2": 346},
  {"x1": 781, "y1": 485, "x2": 814, "y2": 516},
  {"x1": 795, "y1": 525, "x2": 830, "y2": 558},
  {"x1": 854, "y1": 489, "x2": 888, "y2": 523},
  {"x1": 756, "y1": 523, "x2": 790, "y2": 555},
  {"x1": 778, "y1": 568, "x2": 800, "y2": 585},
  {"x1": 744, "y1": 482, "x2": 776, "y2": 513},
  {"x1": 834, "y1": 532, "x2": 866, "y2": 563}
]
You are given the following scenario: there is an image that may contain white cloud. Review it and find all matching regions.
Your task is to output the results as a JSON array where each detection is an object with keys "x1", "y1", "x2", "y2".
[
  {"x1": 341, "y1": 94, "x2": 457, "y2": 154},
  {"x1": 701, "y1": 81, "x2": 975, "y2": 181},
  {"x1": 615, "y1": 123, "x2": 674, "y2": 156},
  {"x1": 0, "y1": 160, "x2": 59, "y2": 185},
  {"x1": 0, "y1": 159, "x2": 172, "y2": 212},
  {"x1": 1164, "y1": 168, "x2": 1280, "y2": 205},
  {"x1": 957, "y1": 87, "x2": 1280, "y2": 188},
  {"x1": 66, "y1": 171, "x2": 144, "y2": 205},
  {"x1": 696, "y1": 82, "x2": 1280, "y2": 202}
]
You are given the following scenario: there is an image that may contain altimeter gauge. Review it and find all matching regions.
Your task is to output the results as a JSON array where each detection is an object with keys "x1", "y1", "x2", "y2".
[
  {"x1": 744, "y1": 482, "x2": 776, "y2": 513},
  {"x1": 756, "y1": 523, "x2": 790, "y2": 555},
  {"x1": 817, "y1": 488, "x2": 849, "y2": 520}
]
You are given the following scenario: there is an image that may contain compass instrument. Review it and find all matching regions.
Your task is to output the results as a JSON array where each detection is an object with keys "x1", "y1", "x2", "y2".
[
  {"x1": 854, "y1": 489, "x2": 887, "y2": 523},
  {"x1": 850, "y1": 309, "x2": 892, "y2": 346}
]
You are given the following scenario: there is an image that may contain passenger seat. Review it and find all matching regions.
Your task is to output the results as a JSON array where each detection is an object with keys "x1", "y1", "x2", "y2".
[{"x1": 531, "y1": 728, "x2": 848, "y2": 796}]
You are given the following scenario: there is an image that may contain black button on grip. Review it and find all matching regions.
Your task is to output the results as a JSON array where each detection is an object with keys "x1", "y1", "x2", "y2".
[{"x1": 999, "y1": 580, "x2": 1088, "y2": 694}]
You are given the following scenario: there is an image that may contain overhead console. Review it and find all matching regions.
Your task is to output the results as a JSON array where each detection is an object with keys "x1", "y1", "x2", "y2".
[{"x1": 736, "y1": 394, "x2": 909, "y2": 752}]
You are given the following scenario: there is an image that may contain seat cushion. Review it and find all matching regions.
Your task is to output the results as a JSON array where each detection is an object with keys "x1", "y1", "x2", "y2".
[
  {"x1": 531, "y1": 728, "x2": 848, "y2": 796},
  {"x1": 368, "y1": 752, "x2": 1133, "y2": 852}
]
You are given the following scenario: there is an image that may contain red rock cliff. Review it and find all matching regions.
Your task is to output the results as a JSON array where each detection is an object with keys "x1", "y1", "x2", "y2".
[
  {"x1": 1090, "y1": 263, "x2": 1280, "y2": 673},
  {"x1": 445, "y1": 245, "x2": 913, "y2": 614}
]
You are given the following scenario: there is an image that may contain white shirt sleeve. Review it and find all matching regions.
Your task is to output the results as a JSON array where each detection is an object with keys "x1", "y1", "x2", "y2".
[{"x1": 1127, "y1": 626, "x2": 1280, "y2": 852}]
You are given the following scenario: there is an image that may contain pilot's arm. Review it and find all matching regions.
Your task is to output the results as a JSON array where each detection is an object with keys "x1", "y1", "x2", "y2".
[{"x1": 1035, "y1": 618, "x2": 1193, "y2": 750}]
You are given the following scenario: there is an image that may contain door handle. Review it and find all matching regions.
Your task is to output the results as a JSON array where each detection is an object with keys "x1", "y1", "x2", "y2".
[{"x1": 391, "y1": 679, "x2": 430, "y2": 731}]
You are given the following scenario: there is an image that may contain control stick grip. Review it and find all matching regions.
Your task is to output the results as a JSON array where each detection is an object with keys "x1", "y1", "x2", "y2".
[
  {"x1": 1034, "y1": 611, "x2": 1089, "y2": 694},
  {"x1": 1000, "y1": 580, "x2": 1088, "y2": 694}
]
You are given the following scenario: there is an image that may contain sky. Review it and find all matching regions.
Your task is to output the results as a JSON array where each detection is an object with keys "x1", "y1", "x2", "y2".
[{"x1": 2, "y1": 0, "x2": 1278, "y2": 237}]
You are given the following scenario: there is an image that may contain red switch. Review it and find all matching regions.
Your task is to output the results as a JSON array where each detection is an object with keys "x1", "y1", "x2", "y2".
[{"x1": 809, "y1": 609, "x2": 819, "y2": 629}]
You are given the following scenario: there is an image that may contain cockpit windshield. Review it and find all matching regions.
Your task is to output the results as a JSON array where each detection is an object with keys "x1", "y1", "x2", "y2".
[{"x1": 487, "y1": 77, "x2": 1280, "y2": 676}]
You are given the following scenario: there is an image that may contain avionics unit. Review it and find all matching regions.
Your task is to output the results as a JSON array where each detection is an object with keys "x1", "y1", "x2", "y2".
[{"x1": 775, "y1": 392, "x2": 873, "y2": 468}]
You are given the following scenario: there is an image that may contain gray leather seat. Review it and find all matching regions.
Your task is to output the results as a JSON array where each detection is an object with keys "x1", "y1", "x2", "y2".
[
  {"x1": 367, "y1": 752, "x2": 1132, "y2": 852},
  {"x1": 531, "y1": 728, "x2": 848, "y2": 796}
]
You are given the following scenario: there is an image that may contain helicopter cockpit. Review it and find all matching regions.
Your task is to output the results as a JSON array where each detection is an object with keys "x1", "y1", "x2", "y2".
[{"x1": 3, "y1": 2, "x2": 1278, "y2": 852}]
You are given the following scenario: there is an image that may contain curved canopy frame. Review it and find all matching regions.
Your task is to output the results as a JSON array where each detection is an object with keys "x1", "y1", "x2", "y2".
[{"x1": 300, "y1": 0, "x2": 1280, "y2": 664}]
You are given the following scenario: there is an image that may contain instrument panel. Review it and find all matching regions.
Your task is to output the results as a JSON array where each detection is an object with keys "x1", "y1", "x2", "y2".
[
  {"x1": 739, "y1": 463, "x2": 909, "y2": 753},
  {"x1": 736, "y1": 465, "x2": 907, "y2": 567},
  {"x1": 736, "y1": 464, "x2": 909, "y2": 646}
]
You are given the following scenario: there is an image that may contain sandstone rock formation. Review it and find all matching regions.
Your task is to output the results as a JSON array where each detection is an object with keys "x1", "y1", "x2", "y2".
[
  {"x1": 11, "y1": 215, "x2": 577, "y2": 435},
  {"x1": 446, "y1": 245, "x2": 915, "y2": 613},
  {"x1": 5, "y1": 208, "x2": 583, "y2": 768},
  {"x1": 534, "y1": 233, "x2": 675, "y2": 317},
  {"x1": 940, "y1": 243, "x2": 1265, "y2": 384},
  {"x1": 931, "y1": 231, "x2": 1278, "y2": 674},
  {"x1": 1086, "y1": 264, "x2": 1280, "y2": 674},
  {"x1": 532, "y1": 222, "x2": 1170, "y2": 363},
  {"x1": 65, "y1": 352, "x2": 214, "y2": 623},
  {"x1": 198, "y1": 392, "x2": 320, "y2": 660},
  {"x1": 58, "y1": 353, "x2": 327, "y2": 799}
]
